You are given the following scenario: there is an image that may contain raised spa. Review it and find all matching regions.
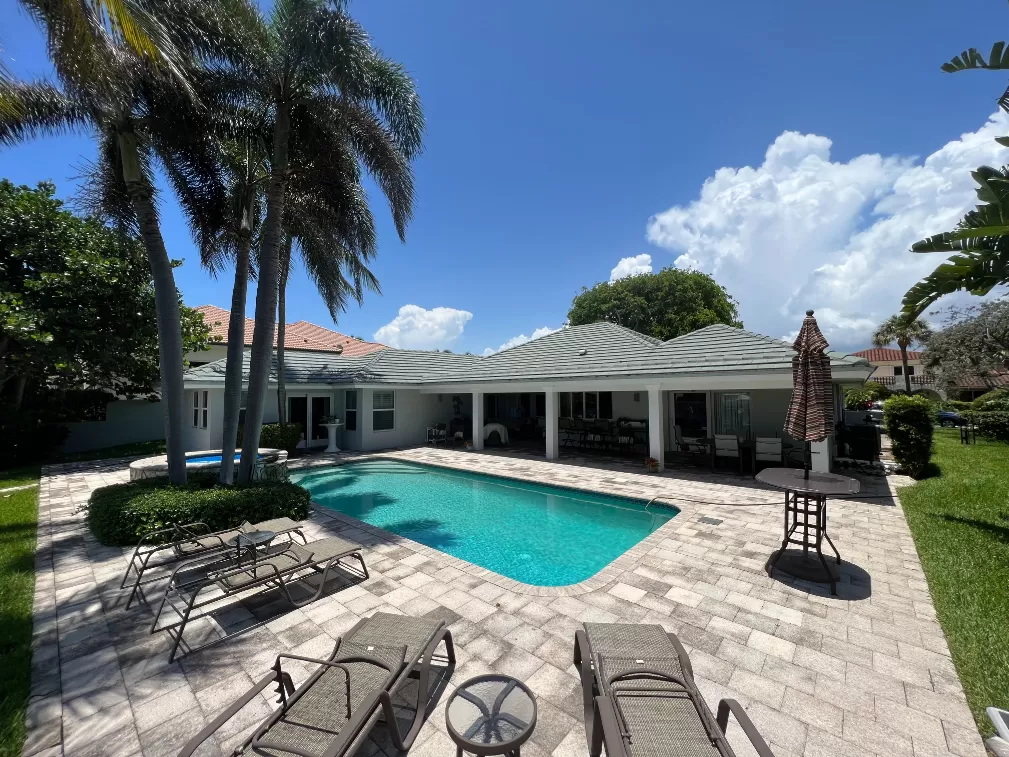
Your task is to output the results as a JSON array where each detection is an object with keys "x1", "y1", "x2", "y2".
[{"x1": 129, "y1": 448, "x2": 288, "y2": 481}]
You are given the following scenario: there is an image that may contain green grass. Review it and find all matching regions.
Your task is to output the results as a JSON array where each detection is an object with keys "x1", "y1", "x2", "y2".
[
  {"x1": 899, "y1": 428, "x2": 1009, "y2": 733},
  {"x1": 0, "y1": 479, "x2": 38, "y2": 756},
  {"x1": 0, "y1": 467, "x2": 41, "y2": 490},
  {"x1": 58, "y1": 438, "x2": 167, "y2": 463}
]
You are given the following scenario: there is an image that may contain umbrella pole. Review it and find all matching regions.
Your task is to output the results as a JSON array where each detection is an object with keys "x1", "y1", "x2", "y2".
[{"x1": 804, "y1": 441, "x2": 811, "y2": 480}]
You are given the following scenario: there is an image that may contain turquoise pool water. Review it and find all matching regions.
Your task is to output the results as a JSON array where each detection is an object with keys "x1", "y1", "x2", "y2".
[
  {"x1": 187, "y1": 453, "x2": 263, "y2": 464},
  {"x1": 291, "y1": 460, "x2": 677, "y2": 586}
]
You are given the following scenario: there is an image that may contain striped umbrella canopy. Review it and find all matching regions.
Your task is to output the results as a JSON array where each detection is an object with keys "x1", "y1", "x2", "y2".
[{"x1": 784, "y1": 310, "x2": 834, "y2": 443}]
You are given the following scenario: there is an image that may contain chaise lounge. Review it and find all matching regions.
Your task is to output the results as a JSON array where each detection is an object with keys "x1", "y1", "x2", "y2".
[
  {"x1": 120, "y1": 517, "x2": 307, "y2": 608},
  {"x1": 574, "y1": 622, "x2": 775, "y2": 756},
  {"x1": 178, "y1": 612, "x2": 456, "y2": 757},
  {"x1": 151, "y1": 534, "x2": 368, "y2": 662}
]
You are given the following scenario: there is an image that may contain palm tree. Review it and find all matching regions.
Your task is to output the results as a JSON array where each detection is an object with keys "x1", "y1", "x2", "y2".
[
  {"x1": 872, "y1": 314, "x2": 933, "y2": 394},
  {"x1": 217, "y1": 0, "x2": 424, "y2": 482},
  {"x1": 0, "y1": 0, "x2": 236, "y2": 484}
]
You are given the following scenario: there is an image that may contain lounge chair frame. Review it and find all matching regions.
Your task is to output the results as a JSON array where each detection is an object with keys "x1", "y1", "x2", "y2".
[
  {"x1": 120, "y1": 518, "x2": 306, "y2": 609},
  {"x1": 151, "y1": 537, "x2": 367, "y2": 662},
  {"x1": 179, "y1": 613, "x2": 456, "y2": 757},
  {"x1": 574, "y1": 625, "x2": 774, "y2": 757}
]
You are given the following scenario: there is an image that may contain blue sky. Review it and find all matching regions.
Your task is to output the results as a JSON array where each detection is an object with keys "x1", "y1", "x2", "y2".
[{"x1": 3, "y1": 0, "x2": 1008, "y2": 354}]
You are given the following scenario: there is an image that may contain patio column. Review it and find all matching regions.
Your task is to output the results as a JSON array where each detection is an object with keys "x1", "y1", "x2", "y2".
[
  {"x1": 545, "y1": 389, "x2": 558, "y2": 460},
  {"x1": 472, "y1": 390, "x2": 484, "y2": 450},
  {"x1": 647, "y1": 385, "x2": 665, "y2": 470}
]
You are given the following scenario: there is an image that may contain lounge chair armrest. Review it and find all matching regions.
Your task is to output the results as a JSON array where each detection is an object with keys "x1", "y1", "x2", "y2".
[
  {"x1": 594, "y1": 695, "x2": 629, "y2": 757},
  {"x1": 176, "y1": 521, "x2": 213, "y2": 538},
  {"x1": 134, "y1": 524, "x2": 183, "y2": 549},
  {"x1": 213, "y1": 560, "x2": 283, "y2": 586},
  {"x1": 717, "y1": 698, "x2": 775, "y2": 757},
  {"x1": 178, "y1": 671, "x2": 277, "y2": 757},
  {"x1": 666, "y1": 631, "x2": 694, "y2": 681}
]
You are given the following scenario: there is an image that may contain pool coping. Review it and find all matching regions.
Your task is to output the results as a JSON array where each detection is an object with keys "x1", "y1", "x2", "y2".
[{"x1": 288, "y1": 451, "x2": 702, "y2": 598}]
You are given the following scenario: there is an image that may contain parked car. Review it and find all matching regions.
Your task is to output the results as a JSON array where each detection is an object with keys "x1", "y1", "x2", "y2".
[
  {"x1": 937, "y1": 410, "x2": 963, "y2": 427},
  {"x1": 863, "y1": 400, "x2": 884, "y2": 425}
]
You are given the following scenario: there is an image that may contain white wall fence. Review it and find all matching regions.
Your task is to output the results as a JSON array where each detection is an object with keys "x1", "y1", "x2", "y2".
[{"x1": 62, "y1": 399, "x2": 165, "y2": 454}]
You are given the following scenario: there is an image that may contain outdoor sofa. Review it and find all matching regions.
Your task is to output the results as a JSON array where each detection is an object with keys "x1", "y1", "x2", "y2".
[
  {"x1": 574, "y1": 622, "x2": 775, "y2": 756},
  {"x1": 151, "y1": 533, "x2": 368, "y2": 662},
  {"x1": 121, "y1": 516, "x2": 306, "y2": 608},
  {"x1": 178, "y1": 612, "x2": 455, "y2": 757}
]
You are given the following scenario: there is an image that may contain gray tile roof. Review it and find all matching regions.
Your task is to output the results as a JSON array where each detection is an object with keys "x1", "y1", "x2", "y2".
[{"x1": 184, "y1": 322, "x2": 870, "y2": 388}]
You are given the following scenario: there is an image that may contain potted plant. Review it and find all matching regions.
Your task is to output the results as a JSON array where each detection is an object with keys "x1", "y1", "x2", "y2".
[{"x1": 645, "y1": 457, "x2": 660, "y2": 473}]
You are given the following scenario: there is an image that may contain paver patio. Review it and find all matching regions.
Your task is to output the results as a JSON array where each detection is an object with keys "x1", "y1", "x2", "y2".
[{"x1": 23, "y1": 447, "x2": 986, "y2": 757}]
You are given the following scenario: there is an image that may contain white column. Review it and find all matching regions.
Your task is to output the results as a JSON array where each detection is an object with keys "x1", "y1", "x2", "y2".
[
  {"x1": 472, "y1": 391, "x2": 484, "y2": 450},
  {"x1": 545, "y1": 389, "x2": 559, "y2": 460},
  {"x1": 647, "y1": 385, "x2": 665, "y2": 470}
]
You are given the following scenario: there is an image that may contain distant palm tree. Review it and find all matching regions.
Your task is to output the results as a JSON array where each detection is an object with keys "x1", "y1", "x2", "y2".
[
  {"x1": 0, "y1": 0, "x2": 236, "y2": 484},
  {"x1": 214, "y1": 0, "x2": 424, "y2": 482},
  {"x1": 872, "y1": 314, "x2": 933, "y2": 394}
]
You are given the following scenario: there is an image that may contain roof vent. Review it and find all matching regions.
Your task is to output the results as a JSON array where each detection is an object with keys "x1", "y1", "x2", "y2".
[{"x1": 577, "y1": 348, "x2": 587, "y2": 356}]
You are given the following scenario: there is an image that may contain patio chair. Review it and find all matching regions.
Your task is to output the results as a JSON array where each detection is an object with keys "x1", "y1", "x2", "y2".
[
  {"x1": 179, "y1": 612, "x2": 456, "y2": 757},
  {"x1": 755, "y1": 437, "x2": 784, "y2": 468},
  {"x1": 120, "y1": 517, "x2": 307, "y2": 609},
  {"x1": 574, "y1": 623, "x2": 774, "y2": 757},
  {"x1": 714, "y1": 433, "x2": 743, "y2": 473},
  {"x1": 151, "y1": 534, "x2": 368, "y2": 662}
]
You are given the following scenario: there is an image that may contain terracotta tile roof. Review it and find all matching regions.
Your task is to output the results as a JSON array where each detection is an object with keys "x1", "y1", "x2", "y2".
[
  {"x1": 851, "y1": 347, "x2": 923, "y2": 363},
  {"x1": 193, "y1": 304, "x2": 386, "y2": 356}
]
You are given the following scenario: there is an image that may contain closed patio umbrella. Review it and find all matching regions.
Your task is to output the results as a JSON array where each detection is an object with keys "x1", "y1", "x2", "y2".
[{"x1": 784, "y1": 310, "x2": 834, "y2": 479}]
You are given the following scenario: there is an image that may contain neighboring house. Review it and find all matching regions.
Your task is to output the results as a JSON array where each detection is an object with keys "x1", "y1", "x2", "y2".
[
  {"x1": 183, "y1": 322, "x2": 872, "y2": 471},
  {"x1": 850, "y1": 347, "x2": 941, "y2": 398},
  {"x1": 189, "y1": 304, "x2": 385, "y2": 366}
]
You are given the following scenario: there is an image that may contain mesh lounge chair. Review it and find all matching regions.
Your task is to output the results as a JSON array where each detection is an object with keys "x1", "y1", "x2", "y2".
[
  {"x1": 179, "y1": 612, "x2": 456, "y2": 757},
  {"x1": 574, "y1": 623, "x2": 774, "y2": 757},
  {"x1": 151, "y1": 534, "x2": 367, "y2": 662},
  {"x1": 120, "y1": 517, "x2": 306, "y2": 609}
]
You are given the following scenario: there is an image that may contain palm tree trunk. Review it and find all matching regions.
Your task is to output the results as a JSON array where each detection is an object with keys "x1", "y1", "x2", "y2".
[
  {"x1": 900, "y1": 340, "x2": 911, "y2": 394},
  {"x1": 119, "y1": 128, "x2": 187, "y2": 485},
  {"x1": 218, "y1": 232, "x2": 252, "y2": 485},
  {"x1": 276, "y1": 236, "x2": 292, "y2": 425},
  {"x1": 13, "y1": 373, "x2": 27, "y2": 412},
  {"x1": 238, "y1": 105, "x2": 291, "y2": 483}
]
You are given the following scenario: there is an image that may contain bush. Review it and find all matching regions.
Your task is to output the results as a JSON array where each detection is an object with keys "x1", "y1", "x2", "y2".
[
  {"x1": 940, "y1": 399, "x2": 973, "y2": 412},
  {"x1": 970, "y1": 388, "x2": 1009, "y2": 411},
  {"x1": 844, "y1": 382, "x2": 890, "y2": 410},
  {"x1": 883, "y1": 395, "x2": 934, "y2": 477},
  {"x1": 963, "y1": 410, "x2": 1009, "y2": 441},
  {"x1": 0, "y1": 410, "x2": 68, "y2": 467},
  {"x1": 237, "y1": 422, "x2": 303, "y2": 455},
  {"x1": 86, "y1": 475, "x2": 311, "y2": 546}
]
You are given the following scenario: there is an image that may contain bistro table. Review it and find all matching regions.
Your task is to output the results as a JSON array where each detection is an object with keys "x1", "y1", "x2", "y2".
[
  {"x1": 755, "y1": 467, "x2": 859, "y2": 595},
  {"x1": 225, "y1": 530, "x2": 276, "y2": 570},
  {"x1": 446, "y1": 674, "x2": 537, "y2": 756}
]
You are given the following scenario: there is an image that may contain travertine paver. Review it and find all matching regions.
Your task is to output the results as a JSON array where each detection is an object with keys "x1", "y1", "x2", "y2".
[{"x1": 23, "y1": 448, "x2": 986, "y2": 757}]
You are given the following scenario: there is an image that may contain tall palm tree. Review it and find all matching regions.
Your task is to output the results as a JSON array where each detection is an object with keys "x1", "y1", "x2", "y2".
[
  {"x1": 0, "y1": 0, "x2": 236, "y2": 484},
  {"x1": 217, "y1": 0, "x2": 424, "y2": 482},
  {"x1": 872, "y1": 314, "x2": 933, "y2": 394}
]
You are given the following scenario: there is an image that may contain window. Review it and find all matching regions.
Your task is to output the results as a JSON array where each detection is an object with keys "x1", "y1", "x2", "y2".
[
  {"x1": 572, "y1": 392, "x2": 583, "y2": 418},
  {"x1": 535, "y1": 393, "x2": 546, "y2": 417},
  {"x1": 715, "y1": 392, "x2": 750, "y2": 437},
  {"x1": 584, "y1": 391, "x2": 598, "y2": 420},
  {"x1": 345, "y1": 390, "x2": 357, "y2": 431},
  {"x1": 373, "y1": 391, "x2": 395, "y2": 431},
  {"x1": 894, "y1": 366, "x2": 902, "y2": 376},
  {"x1": 560, "y1": 393, "x2": 571, "y2": 418},
  {"x1": 599, "y1": 392, "x2": 613, "y2": 420},
  {"x1": 674, "y1": 392, "x2": 707, "y2": 437},
  {"x1": 558, "y1": 392, "x2": 614, "y2": 420},
  {"x1": 192, "y1": 390, "x2": 208, "y2": 429},
  {"x1": 907, "y1": 366, "x2": 915, "y2": 376},
  {"x1": 239, "y1": 390, "x2": 248, "y2": 425}
]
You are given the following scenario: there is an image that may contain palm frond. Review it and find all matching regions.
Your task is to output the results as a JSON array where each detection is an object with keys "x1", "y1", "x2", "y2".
[
  {"x1": 73, "y1": 126, "x2": 153, "y2": 234},
  {"x1": 941, "y1": 42, "x2": 1009, "y2": 72},
  {"x1": 0, "y1": 78, "x2": 89, "y2": 145}
]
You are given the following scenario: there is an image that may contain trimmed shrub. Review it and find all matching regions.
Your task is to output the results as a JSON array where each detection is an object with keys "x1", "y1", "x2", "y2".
[
  {"x1": 844, "y1": 382, "x2": 890, "y2": 410},
  {"x1": 237, "y1": 422, "x2": 303, "y2": 455},
  {"x1": 883, "y1": 395, "x2": 934, "y2": 478},
  {"x1": 86, "y1": 475, "x2": 311, "y2": 546},
  {"x1": 970, "y1": 388, "x2": 1009, "y2": 411},
  {"x1": 963, "y1": 410, "x2": 1009, "y2": 441},
  {"x1": 940, "y1": 399, "x2": 973, "y2": 412}
]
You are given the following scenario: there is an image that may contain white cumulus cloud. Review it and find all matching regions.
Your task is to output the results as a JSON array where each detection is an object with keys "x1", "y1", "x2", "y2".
[
  {"x1": 646, "y1": 112, "x2": 1009, "y2": 351},
  {"x1": 610, "y1": 253, "x2": 653, "y2": 282},
  {"x1": 482, "y1": 326, "x2": 561, "y2": 356},
  {"x1": 374, "y1": 305, "x2": 473, "y2": 350}
]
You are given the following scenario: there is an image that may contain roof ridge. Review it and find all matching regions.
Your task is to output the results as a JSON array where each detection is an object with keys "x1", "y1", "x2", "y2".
[{"x1": 602, "y1": 322, "x2": 663, "y2": 348}]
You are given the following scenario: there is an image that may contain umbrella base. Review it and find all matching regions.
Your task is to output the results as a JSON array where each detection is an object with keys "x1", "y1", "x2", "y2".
[{"x1": 766, "y1": 548, "x2": 840, "y2": 591}]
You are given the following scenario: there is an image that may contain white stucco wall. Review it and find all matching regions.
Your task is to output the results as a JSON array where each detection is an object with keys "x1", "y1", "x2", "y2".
[
  {"x1": 62, "y1": 399, "x2": 167, "y2": 454},
  {"x1": 355, "y1": 388, "x2": 444, "y2": 451},
  {"x1": 612, "y1": 390, "x2": 648, "y2": 420}
]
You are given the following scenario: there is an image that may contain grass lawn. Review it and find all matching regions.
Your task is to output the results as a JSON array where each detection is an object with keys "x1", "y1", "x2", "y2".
[
  {"x1": 0, "y1": 467, "x2": 41, "y2": 490},
  {"x1": 899, "y1": 428, "x2": 1009, "y2": 733},
  {"x1": 0, "y1": 480, "x2": 38, "y2": 756},
  {"x1": 59, "y1": 438, "x2": 166, "y2": 463}
]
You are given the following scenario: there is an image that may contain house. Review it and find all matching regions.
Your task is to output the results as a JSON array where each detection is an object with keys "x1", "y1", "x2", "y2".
[
  {"x1": 183, "y1": 322, "x2": 873, "y2": 471},
  {"x1": 189, "y1": 304, "x2": 386, "y2": 367},
  {"x1": 852, "y1": 346, "x2": 1009, "y2": 400}
]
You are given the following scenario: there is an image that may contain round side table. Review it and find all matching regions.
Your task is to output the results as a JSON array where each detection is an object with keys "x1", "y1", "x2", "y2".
[
  {"x1": 446, "y1": 674, "x2": 537, "y2": 756},
  {"x1": 226, "y1": 530, "x2": 275, "y2": 569}
]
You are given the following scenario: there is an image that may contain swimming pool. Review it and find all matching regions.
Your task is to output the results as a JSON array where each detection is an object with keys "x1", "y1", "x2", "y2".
[
  {"x1": 291, "y1": 460, "x2": 677, "y2": 586},
  {"x1": 187, "y1": 453, "x2": 264, "y2": 464}
]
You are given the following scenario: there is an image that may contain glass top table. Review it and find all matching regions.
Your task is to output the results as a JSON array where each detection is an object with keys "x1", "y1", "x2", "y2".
[
  {"x1": 755, "y1": 468, "x2": 859, "y2": 595},
  {"x1": 446, "y1": 674, "x2": 537, "y2": 756},
  {"x1": 225, "y1": 530, "x2": 275, "y2": 568}
]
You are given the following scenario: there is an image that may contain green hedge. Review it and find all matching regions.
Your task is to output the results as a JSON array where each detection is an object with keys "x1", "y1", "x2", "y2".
[
  {"x1": 844, "y1": 382, "x2": 891, "y2": 410},
  {"x1": 963, "y1": 410, "x2": 1009, "y2": 441},
  {"x1": 941, "y1": 399, "x2": 973, "y2": 412},
  {"x1": 883, "y1": 394, "x2": 934, "y2": 478},
  {"x1": 237, "y1": 422, "x2": 303, "y2": 455},
  {"x1": 86, "y1": 475, "x2": 311, "y2": 546},
  {"x1": 971, "y1": 388, "x2": 1009, "y2": 411}
]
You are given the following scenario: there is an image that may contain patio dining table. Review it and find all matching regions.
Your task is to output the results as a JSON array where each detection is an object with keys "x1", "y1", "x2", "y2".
[{"x1": 756, "y1": 467, "x2": 859, "y2": 595}]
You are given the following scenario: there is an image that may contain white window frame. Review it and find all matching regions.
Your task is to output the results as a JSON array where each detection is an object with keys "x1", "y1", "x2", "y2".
[
  {"x1": 559, "y1": 391, "x2": 613, "y2": 420},
  {"x1": 345, "y1": 390, "x2": 358, "y2": 432},
  {"x1": 193, "y1": 390, "x2": 209, "y2": 429},
  {"x1": 372, "y1": 391, "x2": 395, "y2": 432}
]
